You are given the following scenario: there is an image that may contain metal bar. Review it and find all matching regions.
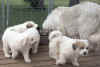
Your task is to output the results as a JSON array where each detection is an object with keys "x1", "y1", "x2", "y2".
[
  {"x1": 1, "y1": 0, "x2": 5, "y2": 29},
  {"x1": 6, "y1": 0, "x2": 9, "y2": 27},
  {"x1": 48, "y1": 0, "x2": 54, "y2": 14}
]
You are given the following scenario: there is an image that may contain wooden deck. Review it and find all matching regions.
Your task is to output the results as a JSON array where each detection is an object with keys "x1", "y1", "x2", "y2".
[{"x1": 0, "y1": 36, "x2": 100, "y2": 67}]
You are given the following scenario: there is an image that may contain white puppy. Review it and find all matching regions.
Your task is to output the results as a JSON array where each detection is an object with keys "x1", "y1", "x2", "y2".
[
  {"x1": 2, "y1": 27, "x2": 40, "y2": 63},
  {"x1": 8, "y1": 21, "x2": 38, "y2": 33},
  {"x1": 49, "y1": 31, "x2": 89, "y2": 66}
]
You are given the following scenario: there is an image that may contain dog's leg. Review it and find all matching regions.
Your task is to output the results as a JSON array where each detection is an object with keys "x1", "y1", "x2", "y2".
[
  {"x1": 49, "y1": 42, "x2": 56, "y2": 59},
  {"x1": 49, "y1": 49, "x2": 54, "y2": 59},
  {"x1": 49, "y1": 47, "x2": 56, "y2": 59},
  {"x1": 72, "y1": 58, "x2": 79, "y2": 67},
  {"x1": 32, "y1": 41, "x2": 39, "y2": 54},
  {"x1": 3, "y1": 41, "x2": 11, "y2": 58},
  {"x1": 56, "y1": 54, "x2": 66, "y2": 65},
  {"x1": 23, "y1": 49, "x2": 31, "y2": 63},
  {"x1": 11, "y1": 49, "x2": 18, "y2": 59}
]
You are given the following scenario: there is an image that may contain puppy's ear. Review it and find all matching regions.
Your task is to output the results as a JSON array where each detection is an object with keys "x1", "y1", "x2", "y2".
[
  {"x1": 72, "y1": 43, "x2": 77, "y2": 50},
  {"x1": 37, "y1": 26, "x2": 40, "y2": 31},
  {"x1": 26, "y1": 23, "x2": 33, "y2": 28}
]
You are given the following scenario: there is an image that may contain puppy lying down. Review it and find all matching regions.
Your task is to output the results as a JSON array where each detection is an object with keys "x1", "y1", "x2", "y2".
[
  {"x1": 2, "y1": 27, "x2": 40, "y2": 63},
  {"x1": 49, "y1": 31, "x2": 89, "y2": 66}
]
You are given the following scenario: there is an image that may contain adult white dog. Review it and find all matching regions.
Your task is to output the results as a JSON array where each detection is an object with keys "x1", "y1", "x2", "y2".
[
  {"x1": 43, "y1": 2, "x2": 100, "y2": 51},
  {"x1": 43, "y1": 2, "x2": 100, "y2": 38},
  {"x1": 43, "y1": 7, "x2": 67, "y2": 34},
  {"x1": 2, "y1": 27, "x2": 40, "y2": 63},
  {"x1": 49, "y1": 31, "x2": 89, "y2": 66}
]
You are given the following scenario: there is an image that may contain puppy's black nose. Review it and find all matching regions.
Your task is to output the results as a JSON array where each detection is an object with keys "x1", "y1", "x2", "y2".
[{"x1": 83, "y1": 52, "x2": 87, "y2": 55}]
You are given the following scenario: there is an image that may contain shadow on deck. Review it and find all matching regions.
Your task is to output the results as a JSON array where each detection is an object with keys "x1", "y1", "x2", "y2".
[{"x1": 0, "y1": 36, "x2": 100, "y2": 67}]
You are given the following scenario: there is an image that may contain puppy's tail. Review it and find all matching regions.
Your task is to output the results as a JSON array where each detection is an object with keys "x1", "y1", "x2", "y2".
[{"x1": 49, "y1": 30, "x2": 62, "y2": 40}]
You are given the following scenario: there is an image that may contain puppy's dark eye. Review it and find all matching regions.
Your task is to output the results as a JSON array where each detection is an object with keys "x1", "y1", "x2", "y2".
[{"x1": 80, "y1": 47, "x2": 84, "y2": 50}]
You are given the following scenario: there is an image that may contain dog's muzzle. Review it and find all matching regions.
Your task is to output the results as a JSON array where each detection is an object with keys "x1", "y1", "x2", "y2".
[{"x1": 83, "y1": 52, "x2": 88, "y2": 56}]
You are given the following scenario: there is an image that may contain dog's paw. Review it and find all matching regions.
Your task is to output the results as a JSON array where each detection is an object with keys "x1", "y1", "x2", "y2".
[
  {"x1": 73, "y1": 62, "x2": 80, "y2": 67},
  {"x1": 12, "y1": 56, "x2": 17, "y2": 59},
  {"x1": 25, "y1": 59, "x2": 32, "y2": 63},
  {"x1": 12, "y1": 53, "x2": 18, "y2": 59},
  {"x1": 56, "y1": 61, "x2": 64, "y2": 66},
  {"x1": 5, "y1": 54, "x2": 11, "y2": 58}
]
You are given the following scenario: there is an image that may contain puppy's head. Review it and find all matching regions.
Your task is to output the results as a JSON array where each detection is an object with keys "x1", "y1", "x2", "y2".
[
  {"x1": 24, "y1": 21, "x2": 38, "y2": 28},
  {"x1": 26, "y1": 22, "x2": 38, "y2": 28},
  {"x1": 26, "y1": 23, "x2": 34, "y2": 28},
  {"x1": 72, "y1": 40, "x2": 89, "y2": 56},
  {"x1": 25, "y1": 21, "x2": 40, "y2": 33}
]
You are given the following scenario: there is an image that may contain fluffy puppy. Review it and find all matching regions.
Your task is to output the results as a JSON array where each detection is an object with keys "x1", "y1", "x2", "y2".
[
  {"x1": 8, "y1": 21, "x2": 38, "y2": 33},
  {"x1": 49, "y1": 31, "x2": 89, "y2": 66},
  {"x1": 2, "y1": 27, "x2": 40, "y2": 63}
]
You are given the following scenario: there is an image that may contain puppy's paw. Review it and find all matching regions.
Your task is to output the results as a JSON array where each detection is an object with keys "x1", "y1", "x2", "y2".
[
  {"x1": 25, "y1": 59, "x2": 32, "y2": 63},
  {"x1": 12, "y1": 53, "x2": 18, "y2": 59},
  {"x1": 5, "y1": 54, "x2": 11, "y2": 58},
  {"x1": 73, "y1": 62, "x2": 80, "y2": 67},
  {"x1": 12, "y1": 56, "x2": 17, "y2": 59},
  {"x1": 56, "y1": 61, "x2": 64, "y2": 66}
]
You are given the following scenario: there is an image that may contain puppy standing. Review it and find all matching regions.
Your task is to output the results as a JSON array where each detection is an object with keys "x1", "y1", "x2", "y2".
[
  {"x1": 3, "y1": 21, "x2": 39, "y2": 53},
  {"x1": 49, "y1": 31, "x2": 89, "y2": 66},
  {"x1": 2, "y1": 27, "x2": 40, "y2": 63}
]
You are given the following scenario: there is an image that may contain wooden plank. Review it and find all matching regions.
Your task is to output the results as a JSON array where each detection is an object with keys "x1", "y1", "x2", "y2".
[{"x1": 0, "y1": 36, "x2": 100, "y2": 67}]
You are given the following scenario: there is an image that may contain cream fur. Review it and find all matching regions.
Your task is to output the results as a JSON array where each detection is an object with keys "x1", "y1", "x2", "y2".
[
  {"x1": 49, "y1": 30, "x2": 63, "y2": 41},
  {"x1": 43, "y1": 2, "x2": 100, "y2": 39},
  {"x1": 8, "y1": 21, "x2": 38, "y2": 33},
  {"x1": 42, "y1": 7, "x2": 67, "y2": 34},
  {"x1": 61, "y1": 2, "x2": 100, "y2": 39},
  {"x1": 2, "y1": 27, "x2": 40, "y2": 63},
  {"x1": 49, "y1": 31, "x2": 89, "y2": 66},
  {"x1": 43, "y1": 2, "x2": 100, "y2": 51},
  {"x1": 88, "y1": 32, "x2": 100, "y2": 52}
]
